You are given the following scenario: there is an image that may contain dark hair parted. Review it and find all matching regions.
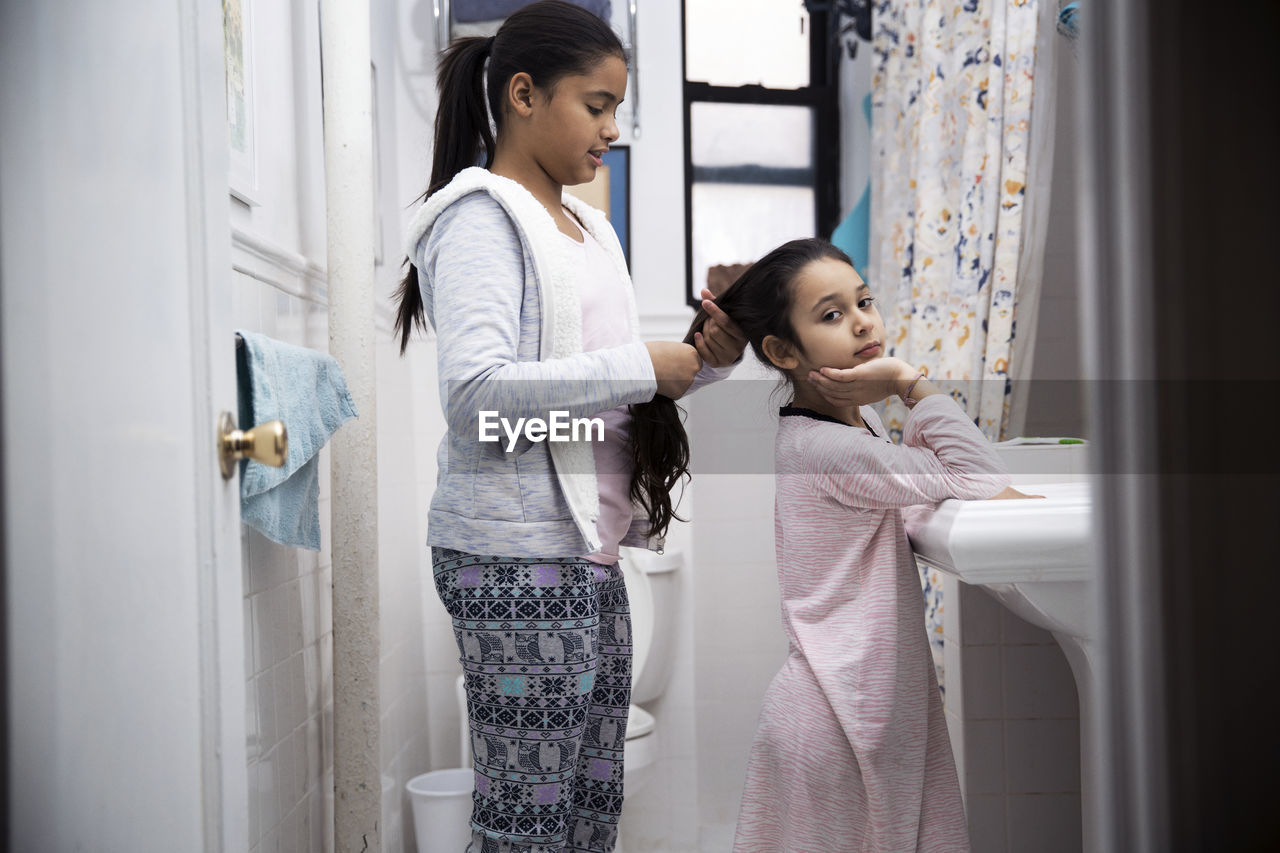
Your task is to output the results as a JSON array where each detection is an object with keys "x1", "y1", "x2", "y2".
[
  {"x1": 393, "y1": 0, "x2": 627, "y2": 355},
  {"x1": 684, "y1": 238, "x2": 858, "y2": 371}
]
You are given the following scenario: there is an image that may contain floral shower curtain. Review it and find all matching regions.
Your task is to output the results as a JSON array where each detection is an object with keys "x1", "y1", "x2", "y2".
[
  {"x1": 869, "y1": 0, "x2": 1043, "y2": 688},
  {"x1": 870, "y1": 0, "x2": 1041, "y2": 440}
]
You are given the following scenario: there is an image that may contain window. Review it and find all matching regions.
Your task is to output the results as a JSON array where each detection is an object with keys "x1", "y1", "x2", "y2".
[{"x1": 682, "y1": 0, "x2": 840, "y2": 305}]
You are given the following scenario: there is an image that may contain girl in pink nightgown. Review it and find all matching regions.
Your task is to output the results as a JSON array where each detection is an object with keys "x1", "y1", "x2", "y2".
[{"x1": 687, "y1": 239, "x2": 1032, "y2": 852}]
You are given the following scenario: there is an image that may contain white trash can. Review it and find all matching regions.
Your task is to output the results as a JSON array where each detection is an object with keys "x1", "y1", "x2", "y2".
[{"x1": 406, "y1": 768, "x2": 473, "y2": 853}]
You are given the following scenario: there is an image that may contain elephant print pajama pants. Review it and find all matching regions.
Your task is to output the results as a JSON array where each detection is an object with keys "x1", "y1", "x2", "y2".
[{"x1": 432, "y1": 548, "x2": 632, "y2": 853}]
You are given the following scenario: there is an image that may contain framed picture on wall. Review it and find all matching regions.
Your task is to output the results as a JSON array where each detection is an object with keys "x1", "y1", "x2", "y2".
[
  {"x1": 223, "y1": 0, "x2": 259, "y2": 205},
  {"x1": 564, "y1": 145, "x2": 631, "y2": 266}
]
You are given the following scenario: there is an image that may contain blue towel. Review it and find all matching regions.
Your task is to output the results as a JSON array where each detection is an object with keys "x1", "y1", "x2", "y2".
[{"x1": 235, "y1": 331, "x2": 358, "y2": 550}]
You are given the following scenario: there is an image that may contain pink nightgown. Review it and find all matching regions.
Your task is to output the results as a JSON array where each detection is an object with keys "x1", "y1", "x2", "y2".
[{"x1": 733, "y1": 394, "x2": 1011, "y2": 853}]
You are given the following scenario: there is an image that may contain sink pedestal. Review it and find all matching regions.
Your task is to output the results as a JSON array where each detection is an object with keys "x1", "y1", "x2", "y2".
[
  {"x1": 983, "y1": 580, "x2": 1099, "y2": 853},
  {"x1": 910, "y1": 481, "x2": 1096, "y2": 851}
]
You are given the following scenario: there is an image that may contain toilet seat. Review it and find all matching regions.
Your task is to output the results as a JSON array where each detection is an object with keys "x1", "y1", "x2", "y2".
[{"x1": 626, "y1": 704, "x2": 654, "y2": 739}]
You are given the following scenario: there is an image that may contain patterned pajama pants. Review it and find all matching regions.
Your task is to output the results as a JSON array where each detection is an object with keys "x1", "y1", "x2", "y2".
[{"x1": 432, "y1": 548, "x2": 632, "y2": 853}]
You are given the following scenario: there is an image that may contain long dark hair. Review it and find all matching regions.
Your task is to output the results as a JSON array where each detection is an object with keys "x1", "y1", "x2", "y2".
[
  {"x1": 685, "y1": 238, "x2": 857, "y2": 375},
  {"x1": 393, "y1": 1, "x2": 692, "y2": 542}
]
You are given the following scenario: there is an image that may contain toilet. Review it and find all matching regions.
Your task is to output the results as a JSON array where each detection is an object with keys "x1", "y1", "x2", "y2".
[
  {"x1": 616, "y1": 545, "x2": 683, "y2": 803},
  {"x1": 450, "y1": 547, "x2": 683, "y2": 849}
]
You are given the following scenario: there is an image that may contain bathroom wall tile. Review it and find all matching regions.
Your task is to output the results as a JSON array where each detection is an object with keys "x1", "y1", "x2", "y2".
[
  {"x1": 427, "y1": 669, "x2": 465, "y2": 770},
  {"x1": 945, "y1": 709, "x2": 967, "y2": 805},
  {"x1": 1002, "y1": 644, "x2": 1078, "y2": 719},
  {"x1": 248, "y1": 749, "x2": 261, "y2": 844},
  {"x1": 286, "y1": 578, "x2": 305, "y2": 655},
  {"x1": 300, "y1": 572, "x2": 320, "y2": 655},
  {"x1": 697, "y1": 516, "x2": 780, "y2": 566},
  {"x1": 1000, "y1": 604, "x2": 1055, "y2": 646},
  {"x1": 422, "y1": 612, "x2": 459, "y2": 676},
  {"x1": 943, "y1": 626, "x2": 965, "y2": 720},
  {"x1": 319, "y1": 632, "x2": 333, "y2": 712},
  {"x1": 276, "y1": 806, "x2": 294, "y2": 853},
  {"x1": 292, "y1": 655, "x2": 308, "y2": 733},
  {"x1": 246, "y1": 682, "x2": 261, "y2": 763},
  {"x1": 306, "y1": 716, "x2": 321, "y2": 788},
  {"x1": 665, "y1": 755, "x2": 700, "y2": 842},
  {"x1": 960, "y1": 645, "x2": 1004, "y2": 719},
  {"x1": 271, "y1": 660, "x2": 293, "y2": 747},
  {"x1": 259, "y1": 753, "x2": 279, "y2": 837},
  {"x1": 258, "y1": 827, "x2": 278, "y2": 853},
  {"x1": 944, "y1": 706, "x2": 965, "y2": 779},
  {"x1": 696, "y1": 651, "x2": 782, "y2": 704},
  {"x1": 695, "y1": 699, "x2": 757, "y2": 826},
  {"x1": 261, "y1": 586, "x2": 283, "y2": 670},
  {"x1": 275, "y1": 584, "x2": 298, "y2": 667},
  {"x1": 252, "y1": 593, "x2": 273, "y2": 675},
  {"x1": 275, "y1": 733, "x2": 295, "y2": 824},
  {"x1": 319, "y1": 565, "x2": 333, "y2": 638},
  {"x1": 958, "y1": 582, "x2": 1003, "y2": 646},
  {"x1": 380, "y1": 709, "x2": 396, "y2": 769},
  {"x1": 244, "y1": 597, "x2": 256, "y2": 678},
  {"x1": 294, "y1": 728, "x2": 311, "y2": 812},
  {"x1": 1006, "y1": 793, "x2": 1082, "y2": 853},
  {"x1": 1004, "y1": 719, "x2": 1080, "y2": 793},
  {"x1": 964, "y1": 720, "x2": 1006, "y2": 795},
  {"x1": 257, "y1": 669, "x2": 278, "y2": 750},
  {"x1": 965, "y1": 793, "x2": 1007, "y2": 853},
  {"x1": 619, "y1": 761, "x2": 669, "y2": 850},
  {"x1": 241, "y1": 528, "x2": 255, "y2": 594},
  {"x1": 698, "y1": 822, "x2": 739, "y2": 853},
  {"x1": 293, "y1": 803, "x2": 309, "y2": 853},
  {"x1": 654, "y1": 698, "x2": 697, "y2": 758},
  {"x1": 299, "y1": 571, "x2": 320, "y2": 645},
  {"x1": 295, "y1": 545, "x2": 319, "y2": 580},
  {"x1": 308, "y1": 783, "x2": 328, "y2": 853},
  {"x1": 695, "y1": 602, "x2": 786, "y2": 658},
  {"x1": 257, "y1": 530, "x2": 297, "y2": 593},
  {"x1": 683, "y1": 474, "x2": 775, "y2": 523}
]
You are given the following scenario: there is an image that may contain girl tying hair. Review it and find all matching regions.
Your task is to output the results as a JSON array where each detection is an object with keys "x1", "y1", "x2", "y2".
[
  {"x1": 394, "y1": 2, "x2": 744, "y2": 850},
  {"x1": 686, "y1": 238, "x2": 1033, "y2": 852}
]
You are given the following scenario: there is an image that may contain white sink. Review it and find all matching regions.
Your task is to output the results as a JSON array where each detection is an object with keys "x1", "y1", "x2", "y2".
[
  {"x1": 908, "y1": 472, "x2": 1100, "y2": 851},
  {"x1": 908, "y1": 480, "x2": 1092, "y2": 636}
]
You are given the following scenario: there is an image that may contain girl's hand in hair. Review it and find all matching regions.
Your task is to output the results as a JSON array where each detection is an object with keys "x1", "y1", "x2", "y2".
[
  {"x1": 693, "y1": 289, "x2": 748, "y2": 368},
  {"x1": 808, "y1": 357, "x2": 922, "y2": 408},
  {"x1": 646, "y1": 341, "x2": 703, "y2": 400}
]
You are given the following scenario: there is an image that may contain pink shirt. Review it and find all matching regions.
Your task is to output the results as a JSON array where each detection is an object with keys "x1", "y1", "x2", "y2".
[{"x1": 563, "y1": 222, "x2": 635, "y2": 564}]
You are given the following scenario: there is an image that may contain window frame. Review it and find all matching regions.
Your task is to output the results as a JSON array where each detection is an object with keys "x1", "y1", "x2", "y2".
[{"x1": 681, "y1": 1, "x2": 842, "y2": 308}]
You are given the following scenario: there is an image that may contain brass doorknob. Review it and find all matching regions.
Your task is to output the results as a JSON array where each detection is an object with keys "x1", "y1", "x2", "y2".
[{"x1": 218, "y1": 411, "x2": 288, "y2": 480}]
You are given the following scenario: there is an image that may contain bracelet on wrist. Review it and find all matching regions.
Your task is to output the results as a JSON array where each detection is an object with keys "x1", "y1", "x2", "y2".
[{"x1": 902, "y1": 371, "x2": 927, "y2": 408}]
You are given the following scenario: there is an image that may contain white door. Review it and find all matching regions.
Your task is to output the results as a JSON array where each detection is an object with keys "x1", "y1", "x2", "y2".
[{"x1": 1, "y1": 1, "x2": 249, "y2": 850}]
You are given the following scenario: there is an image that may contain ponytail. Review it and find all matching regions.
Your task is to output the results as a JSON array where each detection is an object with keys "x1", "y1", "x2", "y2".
[
  {"x1": 628, "y1": 396, "x2": 689, "y2": 543},
  {"x1": 393, "y1": 36, "x2": 496, "y2": 354},
  {"x1": 427, "y1": 36, "x2": 497, "y2": 198}
]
